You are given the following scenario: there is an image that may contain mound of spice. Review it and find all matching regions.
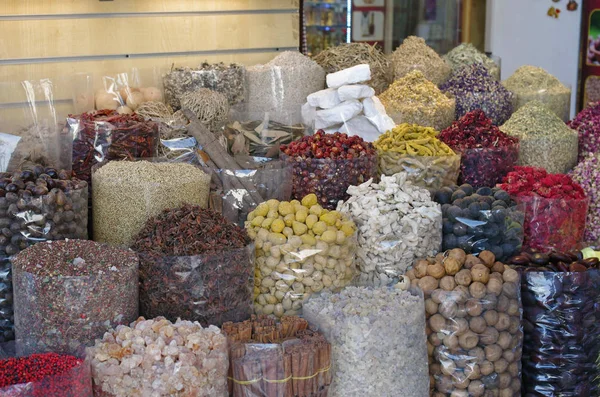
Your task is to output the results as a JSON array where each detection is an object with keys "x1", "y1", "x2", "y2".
[
  {"x1": 88, "y1": 316, "x2": 228, "y2": 397},
  {"x1": 568, "y1": 101, "x2": 600, "y2": 162},
  {"x1": 303, "y1": 287, "x2": 429, "y2": 397},
  {"x1": 12, "y1": 240, "x2": 139, "y2": 355},
  {"x1": 440, "y1": 64, "x2": 515, "y2": 125},
  {"x1": 223, "y1": 315, "x2": 331, "y2": 397},
  {"x1": 443, "y1": 42, "x2": 501, "y2": 80},
  {"x1": 132, "y1": 205, "x2": 253, "y2": 327},
  {"x1": 571, "y1": 154, "x2": 600, "y2": 242},
  {"x1": 500, "y1": 101, "x2": 578, "y2": 174},
  {"x1": 503, "y1": 65, "x2": 571, "y2": 121},
  {"x1": 390, "y1": 36, "x2": 451, "y2": 85},
  {"x1": 280, "y1": 131, "x2": 377, "y2": 209},
  {"x1": 92, "y1": 161, "x2": 211, "y2": 246},
  {"x1": 439, "y1": 109, "x2": 519, "y2": 187},
  {"x1": 374, "y1": 123, "x2": 460, "y2": 191},
  {"x1": 379, "y1": 70, "x2": 455, "y2": 130},
  {"x1": 499, "y1": 166, "x2": 588, "y2": 251},
  {"x1": 0, "y1": 353, "x2": 91, "y2": 397}
]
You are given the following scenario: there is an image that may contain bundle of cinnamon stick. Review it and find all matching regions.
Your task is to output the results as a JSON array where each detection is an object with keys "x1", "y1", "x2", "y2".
[{"x1": 222, "y1": 315, "x2": 332, "y2": 397}]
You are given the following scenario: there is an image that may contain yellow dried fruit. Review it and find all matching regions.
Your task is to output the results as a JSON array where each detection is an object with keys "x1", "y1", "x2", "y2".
[
  {"x1": 255, "y1": 203, "x2": 269, "y2": 217},
  {"x1": 261, "y1": 218, "x2": 273, "y2": 229},
  {"x1": 278, "y1": 202, "x2": 294, "y2": 216},
  {"x1": 266, "y1": 199, "x2": 280, "y2": 209},
  {"x1": 284, "y1": 214, "x2": 295, "y2": 227},
  {"x1": 321, "y1": 230, "x2": 337, "y2": 244},
  {"x1": 306, "y1": 214, "x2": 319, "y2": 229},
  {"x1": 312, "y1": 221, "x2": 327, "y2": 235},
  {"x1": 301, "y1": 194, "x2": 318, "y2": 207},
  {"x1": 251, "y1": 216, "x2": 265, "y2": 227},
  {"x1": 309, "y1": 205, "x2": 324, "y2": 216},
  {"x1": 271, "y1": 219, "x2": 285, "y2": 233},
  {"x1": 292, "y1": 221, "x2": 308, "y2": 236},
  {"x1": 295, "y1": 209, "x2": 308, "y2": 223},
  {"x1": 268, "y1": 232, "x2": 286, "y2": 245},
  {"x1": 320, "y1": 212, "x2": 338, "y2": 226}
]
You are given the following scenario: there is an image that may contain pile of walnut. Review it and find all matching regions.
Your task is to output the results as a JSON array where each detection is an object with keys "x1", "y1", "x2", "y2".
[{"x1": 407, "y1": 248, "x2": 523, "y2": 397}]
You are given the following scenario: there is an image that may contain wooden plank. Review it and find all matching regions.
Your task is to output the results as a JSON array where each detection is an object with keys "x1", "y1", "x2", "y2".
[
  {"x1": 0, "y1": 51, "x2": 282, "y2": 104},
  {"x1": 1, "y1": 0, "x2": 297, "y2": 15},
  {"x1": 0, "y1": 13, "x2": 297, "y2": 60}
]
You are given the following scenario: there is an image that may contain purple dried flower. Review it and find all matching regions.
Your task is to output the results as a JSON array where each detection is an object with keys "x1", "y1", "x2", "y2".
[
  {"x1": 568, "y1": 101, "x2": 600, "y2": 162},
  {"x1": 571, "y1": 153, "x2": 600, "y2": 241}
]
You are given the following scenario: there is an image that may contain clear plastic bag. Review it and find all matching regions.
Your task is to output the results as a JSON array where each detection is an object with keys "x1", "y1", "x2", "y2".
[
  {"x1": 378, "y1": 153, "x2": 461, "y2": 192},
  {"x1": 303, "y1": 286, "x2": 429, "y2": 397},
  {"x1": 138, "y1": 244, "x2": 254, "y2": 327},
  {"x1": 511, "y1": 86, "x2": 572, "y2": 122},
  {"x1": 12, "y1": 240, "x2": 139, "y2": 355},
  {"x1": 71, "y1": 73, "x2": 95, "y2": 114},
  {"x1": 94, "y1": 68, "x2": 164, "y2": 113},
  {"x1": 386, "y1": 105, "x2": 455, "y2": 132},
  {"x1": 281, "y1": 153, "x2": 378, "y2": 210},
  {"x1": 519, "y1": 268, "x2": 600, "y2": 396},
  {"x1": 456, "y1": 143, "x2": 519, "y2": 188},
  {"x1": 518, "y1": 195, "x2": 589, "y2": 252}
]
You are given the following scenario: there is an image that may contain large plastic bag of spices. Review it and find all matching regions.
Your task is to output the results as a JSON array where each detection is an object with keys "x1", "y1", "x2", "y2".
[
  {"x1": 0, "y1": 79, "x2": 73, "y2": 173},
  {"x1": 245, "y1": 195, "x2": 358, "y2": 318},
  {"x1": 12, "y1": 240, "x2": 139, "y2": 356},
  {"x1": 407, "y1": 249, "x2": 524, "y2": 397},
  {"x1": 0, "y1": 346, "x2": 92, "y2": 397},
  {"x1": 303, "y1": 286, "x2": 429, "y2": 397}
]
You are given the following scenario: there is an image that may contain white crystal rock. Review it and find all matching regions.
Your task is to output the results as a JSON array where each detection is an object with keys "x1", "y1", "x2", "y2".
[
  {"x1": 301, "y1": 102, "x2": 317, "y2": 126},
  {"x1": 315, "y1": 100, "x2": 363, "y2": 129},
  {"x1": 363, "y1": 96, "x2": 396, "y2": 133},
  {"x1": 339, "y1": 116, "x2": 381, "y2": 142},
  {"x1": 337, "y1": 84, "x2": 376, "y2": 101},
  {"x1": 307, "y1": 87, "x2": 341, "y2": 109},
  {"x1": 326, "y1": 64, "x2": 371, "y2": 88}
]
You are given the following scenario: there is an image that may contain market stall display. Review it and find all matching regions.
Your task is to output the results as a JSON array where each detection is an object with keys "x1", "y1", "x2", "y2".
[
  {"x1": 407, "y1": 249, "x2": 523, "y2": 397},
  {"x1": 499, "y1": 166, "x2": 588, "y2": 252},
  {"x1": 568, "y1": 101, "x2": 600, "y2": 162},
  {"x1": 245, "y1": 194, "x2": 357, "y2": 318},
  {"x1": 391, "y1": 36, "x2": 451, "y2": 85},
  {"x1": 303, "y1": 286, "x2": 429, "y2": 397},
  {"x1": 0, "y1": 352, "x2": 92, "y2": 397},
  {"x1": 223, "y1": 120, "x2": 305, "y2": 158},
  {"x1": 132, "y1": 205, "x2": 253, "y2": 327},
  {"x1": 92, "y1": 160, "x2": 211, "y2": 247},
  {"x1": 179, "y1": 88, "x2": 229, "y2": 133},
  {"x1": 281, "y1": 131, "x2": 377, "y2": 209},
  {"x1": 508, "y1": 250, "x2": 600, "y2": 396},
  {"x1": 374, "y1": 123, "x2": 460, "y2": 192},
  {"x1": 337, "y1": 173, "x2": 442, "y2": 286},
  {"x1": 222, "y1": 315, "x2": 331, "y2": 397},
  {"x1": 571, "y1": 154, "x2": 600, "y2": 242},
  {"x1": 503, "y1": 65, "x2": 571, "y2": 121},
  {"x1": 88, "y1": 316, "x2": 228, "y2": 397},
  {"x1": 440, "y1": 64, "x2": 515, "y2": 125},
  {"x1": 379, "y1": 70, "x2": 455, "y2": 131},
  {"x1": 443, "y1": 43, "x2": 501, "y2": 81},
  {"x1": 439, "y1": 110, "x2": 519, "y2": 188},
  {"x1": 93, "y1": 68, "x2": 164, "y2": 114},
  {"x1": 12, "y1": 240, "x2": 139, "y2": 355},
  {"x1": 500, "y1": 101, "x2": 578, "y2": 174}
]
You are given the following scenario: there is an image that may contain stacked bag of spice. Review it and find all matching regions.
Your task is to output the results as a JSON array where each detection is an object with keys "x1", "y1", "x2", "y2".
[
  {"x1": 571, "y1": 153, "x2": 600, "y2": 242},
  {"x1": 374, "y1": 124, "x2": 460, "y2": 192},
  {"x1": 440, "y1": 64, "x2": 515, "y2": 125},
  {"x1": 245, "y1": 194, "x2": 357, "y2": 317},
  {"x1": 568, "y1": 101, "x2": 600, "y2": 162},
  {"x1": 301, "y1": 64, "x2": 395, "y2": 141},
  {"x1": 379, "y1": 70, "x2": 455, "y2": 131},
  {"x1": 132, "y1": 205, "x2": 254, "y2": 327},
  {"x1": 439, "y1": 109, "x2": 519, "y2": 188},
  {"x1": 0, "y1": 168, "x2": 88, "y2": 343},
  {"x1": 503, "y1": 65, "x2": 571, "y2": 121},
  {"x1": 390, "y1": 36, "x2": 451, "y2": 85},
  {"x1": 12, "y1": 240, "x2": 139, "y2": 356},
  {"x1": 508, "y1": 250, "x2": 600, "y2": 396},
  {"x1": 499, "y1": 166, "x2": 588, "y2": 252},
  {"x1": 0, "y1": 352, "x2": 92, "y2": 396},
  {"x1": 443, "y1": 43, "x2": 501, "y2": 81},
  {"x1": 407, "y1": 249, "x2": 523, "y2": 397},
  {"x1": 303, "y1": 285, "x2": 429, "y2": 397},
  {"x1": 500, "y1": 101, "x2": 578, "y2": 174},
  {"x1": 280, "y1": 131, "x2": 377, "y2": 209},
  {"x1": 222, "y1": 315, "x2": 331, "y2": 397},
  {"x1": 337, "y1": 173, "x2": 442, "y2": 287},
  {"x1": 433, "y1": 184, "x2": 524, "y2": 261},
  {"x1": 88, "y1": 316, "x2": 228, "y2": 397}
]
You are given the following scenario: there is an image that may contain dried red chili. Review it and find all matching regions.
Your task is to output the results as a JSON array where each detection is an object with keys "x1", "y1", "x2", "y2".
[{"x1": 439, "y1": 109, "x2": 519, "y2": 188}]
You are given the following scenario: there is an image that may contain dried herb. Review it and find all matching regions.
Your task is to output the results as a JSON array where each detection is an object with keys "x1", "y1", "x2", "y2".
[
  {"x1": 224, "y1": 120, "x2": 305, "y2": 158},
  {"x1": 568, "y1": 101, "x2": 600, "y2": 162},
  {"x1": 391, "y1": 36, "x2": 451, "y2": 85},
  {"x1": 571, "y1": 154, "x2": 600, "y2": 241},
  {"x1": 443, "y1": 43, "x2": 500, "y2": 80},
  {"x1": 132, "y1": 205, "x2": 253, "y2": 327}
]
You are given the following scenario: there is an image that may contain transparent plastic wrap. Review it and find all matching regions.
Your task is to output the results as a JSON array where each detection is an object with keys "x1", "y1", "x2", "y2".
[
  {"x1": 518, "y1": 268, "x2": 600, "y2": 396},
  {"x1": 511, "y1": 86, "x2": 572, "y2": 122},
  {"x1": 88, "y1": 316, "x2": 229, "y2": 397},
  {"x1": 517, "y1": 195, "x2": 589, "y2": 252},
  {"x1": 71, "y1": 73, "x2": 95, "y2": 114},
  {"x1": 223, "y1": 316, "x2": 332, "y2": 397},
  {"x1": 378, "y1": 153, "x2": 460, "y2": 192},
  {"x1": 94, "y1": 68, "x2": 164, "y2": 113},
  {"x1": 281, "y1": 153, "x2": 377, "y2": 210},
  {"x1": 0, "y1": 350, "x2": 92, "y2": 397},
  {"x1": 386, "y1": 104, "x2": 455, "y2": 132},
  {"x1": 303, "y1": 286, "x2": 429, "y2": 397},
  {"x1": 445, "y1": 89, "x2": 516, "y2": 127},
  {"x1": 337, "y1": 173, "x2": 442, "y2": 287},
  {"x1": 456, "y1": 143, "x2": 519, "y2": 188},
  {"x1": 12, "y1": 240, "x2": 139, "y2": 355},
  {"x1": 215, "y1": 162, "x2": 293, "y2": 227},
  {"x1": 163, "y1": 62, "x2": 246, "y2": 110},
  {"x1": 407, "y1": 250, "x2": 523, "y2": 397},
  {"x1": 138, "y1": 244, "x2": 254, "y2": 328},
  {"x1": 92, "y1": 160, "x2": 211, "y2": 246},
  {"x1": 245, "y1": 195, "x2": 358, "y2": 318},
  {"x1": 0, "y1": 80, "x2": 73, "y2": 172}
]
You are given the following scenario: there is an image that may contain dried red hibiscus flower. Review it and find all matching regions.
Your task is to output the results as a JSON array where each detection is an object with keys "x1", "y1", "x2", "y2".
[{"x1": 439, "y1": 110, "x2": 519, "y2": 188}]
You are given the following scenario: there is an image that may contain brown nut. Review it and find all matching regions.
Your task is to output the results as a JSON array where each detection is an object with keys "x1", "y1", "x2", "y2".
[
  {"x1": 484, "y1": 344, "x2": 503, "y2": 361},
  {"x1": 507, "y1": 299, "x2": 520, "y2": 316},
  {"x1": 480, "y1": 327, "x2": 499, "y2": 345},
  {"x1": 444, "y1": 256, "x2": 462, "y2": 276},
  {"x1": 468, "y1": 347, "x2": 485, "y2": 363},
  {"x1": 508, "y1": 361, "x2": 520, "y2": 377},
  {"x1": 502, "y1": 268, "x2": 519, "y2": 283},
  {"x1": 453, "y1": 286, "x2": 470, "y2": 303},
  {"x1": 440, "y1": 275, "x2": 456, "y2": 291},
  {"x1": 464, "y1": 254, "x2": 482, "y2": 269},
  {"x1": 425, "y1": 298, "x2": 439, "y2": 315},
  {"x1": 429, "y1": 332, "x2": 442, "y2": 346},
  {"x1": 469, "y1": 282, "x2": 487, "y2": 299},
  {"x1": 431, "y1": 289, "x2": 446, "y2": 304},
  {"x1": 469, "y1": 316, "x2": 487, "y2": 334},
  {"x1": 405, "y1": 268, "x2": 416, "y2": 280},
  {"x1": 443, "y1": 334, "x2": 459, "y2": 350},
  {"x1": 414, "y1": 259, "x2": 429, "y2": 278},
  {"x1": 447, "y1": 248, "x2": 467, "y2": 266},
  {"x1": 418, "y1": 276, "x2": 439, "y2": 294},
  {"x1": 502, "y1": 282, "x2": 518, "y2": 298},
  {"x1": 511, "y1": 378, "x2": 522, "y2": 393},
  {"x1": 429, "y1": 313, "x2": 447, "y2": 333},
  {"x1": 479, "y1": 250, "x2": 495, "y2": 267},
  {"x1": 489, "y1": 272, "x2": 503, "y2": 282},
  {"x1": 440, "y1": 360, "x2": 456, "y2": 376},
  {"x1": 498, "y1": 372, "x2": 512, "y2": 388},
  {"x1": 494, "y1": 358, "x2": 509, "y2": 374},
  {"x1": 448, "y1": 317, "x2": 469, "y2": 336},
  {"x1": 466, "y1": 299, "x2": 483, "y2": 317},
  {"x1": 502, "y1": 349, "x2": 515, "y2": 363},
  {"x1": 484, "y1": 310, "x2": 499, "y2": 327},
  {"x1": 456, "y1": 303, "x2": 468, "y2": 318},
  {"x1": 450, "y1": 390, "x2": 469, "y2": 397},
  {"x1": 509, "y1": 317, "x2": 521, "y2": 334},
  {"x1": 471, "y1": 264, "x2": 490, "y2": 284},
  {"x1": 435, "y1": 375, "x2": 454, "y2": 393},
  {"x1": 491, "y1": 261, "x2": 506, "y2": 274},
  {"x1": 458, "y1": 331, "x2": 479, "y2": 350},
  {"x1": 497, "y1": 295, "x2": 509, "y2": 312},
  {"x1": 465, "y1": 363, "x2": 481, "y2": 380},
  {"x1": 497, "y1": 331, "x2": 513, "y2": 350},
  {"x1": 453, "y1": 371, "x2": 470, "y2": 389},
  {"x1": 428, "y1": 262, "x2": 446, "y2": 279},
  {"x1": 482, "y1": 293, "x2": 498, "y2": 310},
  {"x1": 454, "y1": 269, "x2": 472, "y2": 286},
  {"x1": 439, "y1": 300, "x2": 458, "y2": 319},
  {"x1": 480, "y1": 360, "x2": 494, "y2": 375},
  {"x1": 487, "y1": 277, "x2": 503, "y2": 296},
  {"x1": 496, "y1": 313, "x2": 511, "y2": 331},
  {"x1": 467, "y1": 380, "x2": 485, "y2": 397}
]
